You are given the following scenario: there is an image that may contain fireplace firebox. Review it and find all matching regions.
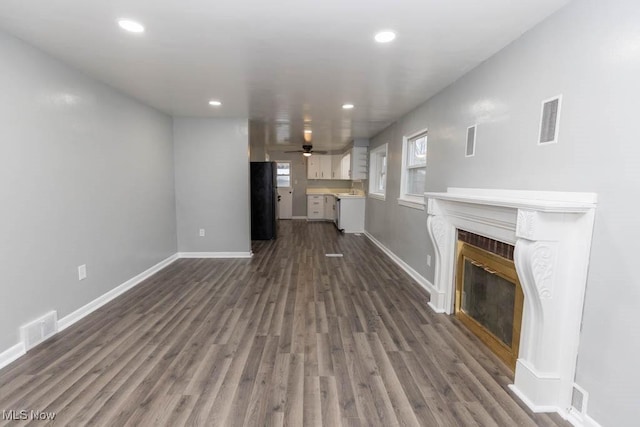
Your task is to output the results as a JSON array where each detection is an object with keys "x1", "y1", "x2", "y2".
[{"x1": 455, "y1": 237, "x2": 523, "y2": 371}]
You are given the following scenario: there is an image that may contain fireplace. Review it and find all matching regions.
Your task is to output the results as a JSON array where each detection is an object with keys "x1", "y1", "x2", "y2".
[
  {"x1": 455, "y1": 234, "x2": 523, "y2": 371},
  {"x1": 424, "y1": 188, "x2": 596, "y2": 416}
]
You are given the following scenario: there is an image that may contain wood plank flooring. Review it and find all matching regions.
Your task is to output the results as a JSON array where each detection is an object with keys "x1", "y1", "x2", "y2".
[{"x1": 0, "y1": 221, "x2": 568, "y2": 426}]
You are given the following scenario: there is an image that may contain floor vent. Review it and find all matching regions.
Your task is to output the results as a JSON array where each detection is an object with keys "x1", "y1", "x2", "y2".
[
  {"x1": 466, "y1": 124, "x2": 477, "y2": 157},
  {"x1": 538, "y1": 95, "x2": 562, "y2": 144},
  {"x1": 20, "y1": 311, "x2": 58, "y2": 351},
  {"x1": 325, "y1": 253, "x2": 344, "y2": 257}
]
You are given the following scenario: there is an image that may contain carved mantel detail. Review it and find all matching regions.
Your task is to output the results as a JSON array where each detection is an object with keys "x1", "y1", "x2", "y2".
[{"x1": 425, "y1": 188, "x2": 596, "y2": 415}]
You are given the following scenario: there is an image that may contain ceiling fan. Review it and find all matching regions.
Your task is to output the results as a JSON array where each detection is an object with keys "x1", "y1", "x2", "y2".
[{"x1": 284, "y1": 144, "x2": 327, "y2": 157}]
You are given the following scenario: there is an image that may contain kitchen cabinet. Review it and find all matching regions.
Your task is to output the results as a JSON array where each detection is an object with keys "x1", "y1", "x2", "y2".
[
  {"x1": 330, "y1": 155, "x2": 343, "y2": 179},
  {"x1": 307, "y1": 155, "x2": 332, "y2": 179},
  {"x1": 324, "y1": 195, "x2": 336, "y2": 221},
  {"x1": 341, "y1": 153, "x2": 351, "y2": 179},
  {"x1": 307, "y1": 195, "x2": 324, "y2": 219},
  {"x1": 307, "y1": 156, "x2": 320, "y2": 179}
]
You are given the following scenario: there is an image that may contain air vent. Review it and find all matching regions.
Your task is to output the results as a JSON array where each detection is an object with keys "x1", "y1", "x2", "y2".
[
  {"x1": 20, "y1": 311, "x2": 58, "y2": 351},
  {"x1": 571, "y1": 383, "x2": 587, "y2": 414},
  {"x1": 466, "y1": 125, "x2": 477, "y2": 157},
  {"x1": 538, "y1": 95, "x2": 562, "y2": 144}
]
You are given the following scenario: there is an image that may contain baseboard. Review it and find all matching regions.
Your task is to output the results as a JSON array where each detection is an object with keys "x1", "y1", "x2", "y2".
[
  {"x1": 177, "y1": 252, "x2": 253, "y2": 259},
  {"x1": 0, "y1": 343, "x2": 26, "y2": 370},
  {"x1": 364, "y1": 231, "x2": 438, "y2": 301},
  {"x1": 58, "y1": 253, "x2": 179, "y2": 331},
  {"x1": 507, "y1": 384, "x2": 560, "y2": 413},
  {"x1": 566, "y1": 409, "x2": 603, "y2": 427},
  {"x1": 291, "y1": 216, "x2": 307, "y2": 220}
]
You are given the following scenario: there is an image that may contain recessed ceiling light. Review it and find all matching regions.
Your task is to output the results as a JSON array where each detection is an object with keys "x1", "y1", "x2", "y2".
[
  {"x1": 342, "y1": 104, "x2": 354, "y2": 110},
  {"x1": 208, "y1": 100, "x2": 222, "y2": 106},
  {"x1": 374, "y1": 31, "x2": 396, "y2": 43},
  {"x1": 118, "y1": 19, "x2": 145, "y2": 33}
]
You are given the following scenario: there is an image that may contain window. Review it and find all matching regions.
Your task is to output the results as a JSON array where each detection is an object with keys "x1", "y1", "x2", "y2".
[
  {"x1": 399, "y1": 129, "x2": 427, "y2": 209},
  {"x1": 276, "y1": 161, "x2": 291, "y2": 188},
  {"x1": 368, "y1": 144, "x2": 388, "y2": 200}
]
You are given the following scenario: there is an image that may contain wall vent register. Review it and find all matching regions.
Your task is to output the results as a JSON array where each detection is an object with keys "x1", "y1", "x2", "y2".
[
  {"x1": 466, "y1": 125, "x2": 476, "y2": 157},
  {"x1": 538, "y1": 95, "x2": 562, "y2": 144}
]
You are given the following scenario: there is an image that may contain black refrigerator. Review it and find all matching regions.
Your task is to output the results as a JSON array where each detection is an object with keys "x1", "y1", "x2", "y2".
[{"x1": 250, "y1": 162, "x2": 278, "y2": 240}]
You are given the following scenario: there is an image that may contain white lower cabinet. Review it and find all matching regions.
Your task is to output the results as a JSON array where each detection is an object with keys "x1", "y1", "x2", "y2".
[
  {"x1": 324, "y1": 195, "x2": 336, "y2": 221},
  {"x1": 307, "y1": 195, "x2": 324, "y2": 219}
]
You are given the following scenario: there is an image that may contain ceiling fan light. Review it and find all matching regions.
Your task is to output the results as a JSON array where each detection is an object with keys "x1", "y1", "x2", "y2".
[{"x1": 303, "y1": 152, "x2": 312, "y2": 157}]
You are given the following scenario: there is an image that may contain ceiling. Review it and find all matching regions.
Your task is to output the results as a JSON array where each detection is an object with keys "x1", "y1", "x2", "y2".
[{"x1": 0, "y1": 0, "x2": 570, "y2": 151}]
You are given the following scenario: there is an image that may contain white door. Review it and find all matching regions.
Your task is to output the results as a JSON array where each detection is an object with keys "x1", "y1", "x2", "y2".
[
  {"x1": 277, "y1": 188, "x2": 293, "y2": 219},
  {"x1": 276, "y1": 161, "x2": 293, "y2": 219}
]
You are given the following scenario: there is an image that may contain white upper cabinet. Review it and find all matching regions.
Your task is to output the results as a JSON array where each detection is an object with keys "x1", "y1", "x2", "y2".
[
  {"x1": 331, "y1": 155, "x2": 342, "y2": 179},
  {"x1": 307, "y1": 155, "x2": 334, "y2": 179},
  {"x1": 341, "y1": 153, "x2": 351, "y2": 179},
  {"x1": 307, "y1": 148, "x2": 367, "y2": 180}
]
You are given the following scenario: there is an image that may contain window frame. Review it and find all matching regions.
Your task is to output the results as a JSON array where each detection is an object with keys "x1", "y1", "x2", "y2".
[
  {"x1": 275, "y1": 160, "x2": 292, "y2": 188},
  {"x1": 398, "y1": 128, "x2": 428, "y2": 210},
  {"x1": 368, "y1": 143, "x2": 388, "y2": 200}
]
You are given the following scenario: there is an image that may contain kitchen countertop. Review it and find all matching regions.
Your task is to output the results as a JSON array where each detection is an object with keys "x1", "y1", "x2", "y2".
[{"x1": 306, "y1": 188, "x2": 365, "y2": 199}]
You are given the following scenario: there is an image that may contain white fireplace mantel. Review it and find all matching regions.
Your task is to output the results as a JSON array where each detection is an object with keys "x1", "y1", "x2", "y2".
[{"x1": 424, "y1": 187, "x2": 597, "y2": 416}]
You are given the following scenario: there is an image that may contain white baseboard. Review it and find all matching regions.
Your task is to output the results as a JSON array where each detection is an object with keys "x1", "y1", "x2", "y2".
[
  {"x1": 566, "y1": 410, "x2": 603, "y2": 427},
  {"x1": 58, "y1": 253, "x2": 179, "y2": 331},
  {"x1": 0, "y1": 343, "x2": 26, "y2": 371},
  {"x1": 364, "y1": 231, "x2": 438, "y2": 301},
  {"x1": 291, "y1": 216, "x2": 307, "y2": 220},
  {"x1": 508, "y1": 384, "x2": 560, "y2": 413},
  {"x1": 177, "y1": 252, "x2": 253, "y2": 259}
]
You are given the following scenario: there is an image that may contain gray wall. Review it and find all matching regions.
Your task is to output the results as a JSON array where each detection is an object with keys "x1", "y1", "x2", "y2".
[
  {"x1": 268, "y1": 151, "x2": 352, "y2": 217},
  {"x1": 174, "y1": 118, "x2": 251, "y2": 253},
  {"x1": 0, "y1": 31, "x2": 177, "y2": 351},
  {"x1": 366, "y1": 0, "x2": 640, "y2": 424}
]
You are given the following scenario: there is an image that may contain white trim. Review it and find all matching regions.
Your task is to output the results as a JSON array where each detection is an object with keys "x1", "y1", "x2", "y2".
[
  {"x1": 58, "y1": 253, "x2": 179, "y2": 331},
  {"x1": 368, "y1": 193, "x2": 386, "y2": 201},
  {"x1": 291, "y1": 216, "x2": 308, "y2": 220},
  {"x1": 566, "y1": 409, "x2": 604, "y2": 427},
  {"x1": 177, "y1": 252, "x2": 253, "y2": 259},
  {"x1": 397, "y1": 197, "x2": 425, "y2": 210},
  {"x1": 508, "y1": 384, "x2": 561, "y2": 414},
  {"x1": 538, "y1": 94, "x2": 562, "y2": 145},
  {"x1": 401, "y1": 128, "x2": 428, "y2": 201},
  {"x1": 368, "y1": 143, "x2": 388, "y2": 199},
  {"x1": 0, "y1": 343, "x2": 26, "y2": 370},
  {"x1": 363, "y1": 231, "x2": 443, "y2": 313}
]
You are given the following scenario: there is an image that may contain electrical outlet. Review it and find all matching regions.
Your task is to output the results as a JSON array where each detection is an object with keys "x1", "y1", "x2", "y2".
[
  {"x1": 78, "y1": 264, "x2": 87, "y2": 281},
  {"x1": 199, "y1": 228, "x2": 205, "y2": 237},
  {"x1": 427, "y1": 255, "x2": 432, "y2": 267}
]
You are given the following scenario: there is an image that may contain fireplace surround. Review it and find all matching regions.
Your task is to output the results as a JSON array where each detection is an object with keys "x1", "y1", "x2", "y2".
[{"x1": 424, "y1": 188, "x2": 597, "y2": 416}]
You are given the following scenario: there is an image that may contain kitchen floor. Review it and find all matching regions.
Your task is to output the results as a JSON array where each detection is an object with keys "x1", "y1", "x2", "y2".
[{"x1": 0, "y1": 220, "x2": 568, "y2": 426}]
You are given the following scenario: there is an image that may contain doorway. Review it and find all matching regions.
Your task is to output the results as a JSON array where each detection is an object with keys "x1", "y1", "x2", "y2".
[{"x1": 276, "y1": 161, "x2": 293, "y2": 219}]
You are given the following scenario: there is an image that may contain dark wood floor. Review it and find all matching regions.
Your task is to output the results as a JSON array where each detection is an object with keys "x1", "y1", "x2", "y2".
[{"x1": 0, "y1": 221, "x2": 568, "y2": 426}]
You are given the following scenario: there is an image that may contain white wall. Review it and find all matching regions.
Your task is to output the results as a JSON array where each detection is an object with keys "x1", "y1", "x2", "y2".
[
  {"x1": 365, "y1": 0, "x2": 640, "y2": 425},
  {"x1": 0, "y1": 31, "x2": 177, "y2": 351},
  {"x1": 173, "y1": 118, "x2": 251, "y2": 254}
]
